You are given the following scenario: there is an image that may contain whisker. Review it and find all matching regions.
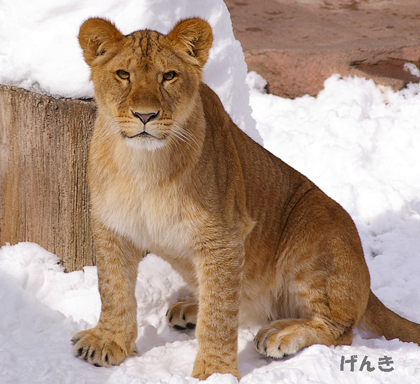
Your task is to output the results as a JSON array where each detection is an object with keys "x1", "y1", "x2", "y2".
[
  {"x1": 172, "y1": 127, "x2": 197, "y2": 151},
  {"x1": 172, "y1": 120, "x2": 201, "y2": 151}
]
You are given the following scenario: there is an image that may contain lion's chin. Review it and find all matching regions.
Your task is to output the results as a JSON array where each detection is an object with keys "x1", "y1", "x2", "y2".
[{"x1": 124, "y1": 135, "x2": 167, "y2": 152}]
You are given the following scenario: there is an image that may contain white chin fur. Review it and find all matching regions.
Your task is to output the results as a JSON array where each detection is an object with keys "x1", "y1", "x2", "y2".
[{"x1": 125, "y1": 137, "x2": 167, "y2": 151}]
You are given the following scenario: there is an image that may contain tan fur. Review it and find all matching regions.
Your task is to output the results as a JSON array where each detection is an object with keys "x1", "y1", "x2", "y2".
[{"x1": 72, "y1": 17, "x2": 420, "y2": 380}]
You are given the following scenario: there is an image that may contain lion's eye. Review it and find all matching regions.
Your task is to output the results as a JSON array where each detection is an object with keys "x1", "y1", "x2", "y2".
[
  {"x1": 163, "y1": 71, "x2": 176, "y2": 82},
  {"x1": 117, "y1": 70, "x2": 130, "y2": 80}
]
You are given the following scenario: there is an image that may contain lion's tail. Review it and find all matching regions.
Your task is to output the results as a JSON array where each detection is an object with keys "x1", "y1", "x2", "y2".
[{"x1": 359, "y1": 290, "x2": 420, "y2": 345}]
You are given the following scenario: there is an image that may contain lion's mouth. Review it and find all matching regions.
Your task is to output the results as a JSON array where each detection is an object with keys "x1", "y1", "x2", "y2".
[{"x1": 121, "y1": 130, "x2": 158, "y2": 140}]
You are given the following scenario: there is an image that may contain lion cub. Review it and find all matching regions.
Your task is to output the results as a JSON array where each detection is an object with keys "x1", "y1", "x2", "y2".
[{"x1": 72, "y1": 17, "x2": 420, "y2": 380}]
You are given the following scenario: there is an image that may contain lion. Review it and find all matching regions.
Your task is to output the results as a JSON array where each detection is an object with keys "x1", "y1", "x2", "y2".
[{"x1": 72, "y1": 17, "x2": 420, "y2": 380}]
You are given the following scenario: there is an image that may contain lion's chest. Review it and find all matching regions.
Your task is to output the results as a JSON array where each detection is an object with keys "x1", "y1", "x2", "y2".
[{"x1": 93, "y1": 175, "x2": 195, "y2": 258}]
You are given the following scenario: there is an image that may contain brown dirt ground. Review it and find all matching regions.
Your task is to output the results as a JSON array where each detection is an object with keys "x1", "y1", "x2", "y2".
[{"x1": 224, "y1": 0, "x2": 420, "y2": 97}]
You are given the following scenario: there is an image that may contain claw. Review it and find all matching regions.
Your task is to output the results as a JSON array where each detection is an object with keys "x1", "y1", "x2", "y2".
[{"x1": 186, "y1": 322, "x2": 196, "y2": 330}]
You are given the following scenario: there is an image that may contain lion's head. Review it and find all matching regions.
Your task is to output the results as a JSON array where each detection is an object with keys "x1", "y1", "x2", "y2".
[{"x1": 79, "y1": 18, "x2": 213, "y2": 151}]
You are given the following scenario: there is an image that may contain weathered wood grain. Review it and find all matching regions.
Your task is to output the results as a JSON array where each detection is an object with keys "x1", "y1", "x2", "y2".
[{"x1": 0, "y1": 85, "x2": 96, "y2": 271}]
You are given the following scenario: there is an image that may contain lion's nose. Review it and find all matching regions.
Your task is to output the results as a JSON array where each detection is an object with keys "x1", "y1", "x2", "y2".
[{"x1": 132, "y1": 110, "x2": 160, "y2": 124}]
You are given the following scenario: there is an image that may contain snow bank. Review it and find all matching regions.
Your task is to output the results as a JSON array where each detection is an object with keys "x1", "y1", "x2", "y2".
[
  {"x1": 1, "y1": 74, "x2": 420, "y2": 383},
  {"x1": 0, "y1": 0, "x2": 260, "y2": 142}
]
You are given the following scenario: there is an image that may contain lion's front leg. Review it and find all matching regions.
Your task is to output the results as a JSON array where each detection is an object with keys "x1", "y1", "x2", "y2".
[
  {"x1": 192, "y1": 241, "x2": 243, "y2": 381},
  {"x1": 72, "y1": 222, "x2": 142, "y2": 367}
]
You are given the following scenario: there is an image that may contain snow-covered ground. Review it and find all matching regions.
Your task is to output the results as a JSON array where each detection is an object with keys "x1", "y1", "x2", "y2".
[{"x1": 1, "y1": 1, "x2": 420, "y2": 383}]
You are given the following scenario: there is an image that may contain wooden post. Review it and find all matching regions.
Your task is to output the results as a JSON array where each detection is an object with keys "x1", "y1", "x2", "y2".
[{"x1": 0, "y1": 85, "x2": 96, "y2": 271}]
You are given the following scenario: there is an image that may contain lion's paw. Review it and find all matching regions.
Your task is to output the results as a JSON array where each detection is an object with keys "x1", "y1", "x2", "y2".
[
  {"x1": 255, "y1": 318, "x2": 336, "y2": 359},
  {"x1": 166, "y1": 298, "x2": 198, "y2": 330},
  {"x1": 192, "y1": 352, "x2": 241, "y2": 381},
  {"x1": 72, "y1": 328, "x2": 138, "y2": 367},
  {"x1": 254, "y1": 320, "x2": 308, "y2": 359}
]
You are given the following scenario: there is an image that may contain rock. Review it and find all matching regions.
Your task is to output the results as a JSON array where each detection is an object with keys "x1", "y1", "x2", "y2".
[{"x1": 225, "y1": 0, "x2": 420, "y2": 97}]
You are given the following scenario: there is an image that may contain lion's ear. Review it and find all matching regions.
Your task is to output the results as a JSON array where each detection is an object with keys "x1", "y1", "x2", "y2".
[
  {"x1": 167, "y1": 18, "x2": 213, "y2": 68},
  {"x1": 78, "y1": 18, "x2": 125, "y2": 67}
]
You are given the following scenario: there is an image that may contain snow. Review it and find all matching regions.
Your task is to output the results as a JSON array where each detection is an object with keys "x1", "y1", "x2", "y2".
[
  {"x1": 404, "y1": 63, "x2": 420, "y2": 79},
  {"x1": 1, "y1": 1, "x2": 420, "y2": 384},
  {"x1": 0, "y1": 0, "x2": 260, "y2": 143}
]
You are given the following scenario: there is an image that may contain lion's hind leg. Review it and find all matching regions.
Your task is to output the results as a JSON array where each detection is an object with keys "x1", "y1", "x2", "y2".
[
  {"x1": 255, "y1": 317, "x2": 353, "y2": 358},
  {"x1": 167, "y1": 297, "x2": 198, "y2": 330}
]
